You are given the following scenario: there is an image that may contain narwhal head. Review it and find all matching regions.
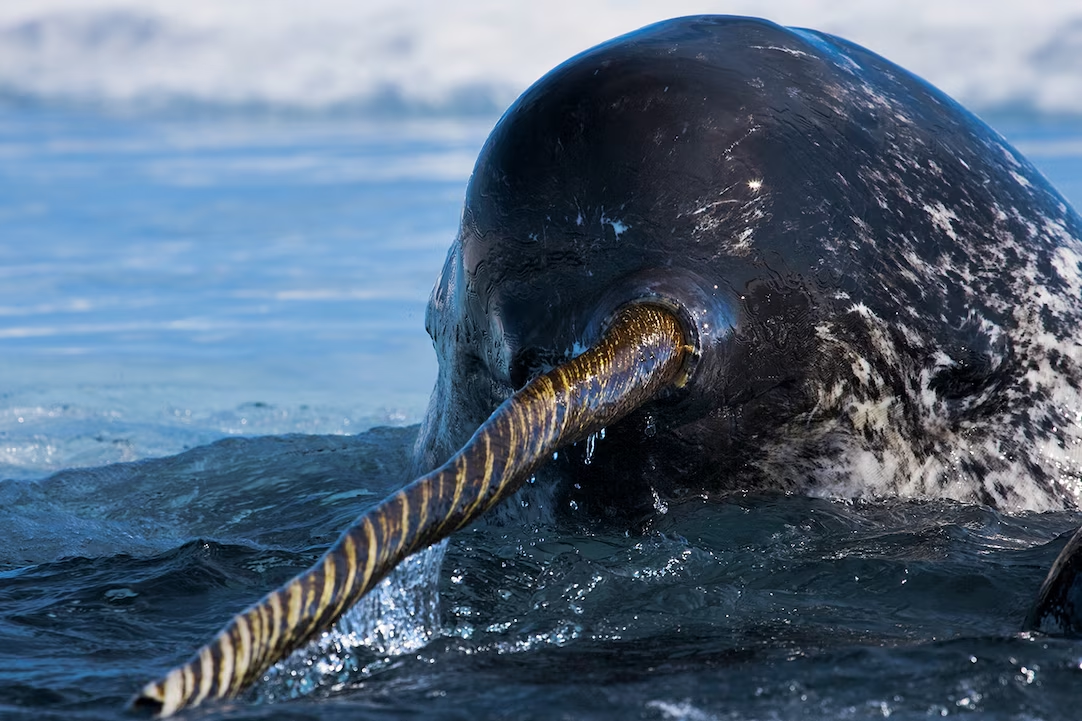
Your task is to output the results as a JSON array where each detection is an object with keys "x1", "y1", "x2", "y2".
[{"x1": 415, "y1": 16, "x2": 824, "y2": 514}]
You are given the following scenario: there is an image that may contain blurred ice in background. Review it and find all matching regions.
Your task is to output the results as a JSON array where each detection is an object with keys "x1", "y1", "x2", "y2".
[{"x1": 0, "y1": 0, "x2": 1080, "y2": 116}]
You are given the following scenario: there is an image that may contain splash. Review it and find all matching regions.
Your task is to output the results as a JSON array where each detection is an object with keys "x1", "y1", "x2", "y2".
[{"x1": 254, "y1": 539, "x2": 449, "y2": 702}]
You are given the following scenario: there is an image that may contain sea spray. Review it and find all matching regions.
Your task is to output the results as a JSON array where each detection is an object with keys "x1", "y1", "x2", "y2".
[{"x1": 255, "y1": 539, "x2": 449, "y2": 701}]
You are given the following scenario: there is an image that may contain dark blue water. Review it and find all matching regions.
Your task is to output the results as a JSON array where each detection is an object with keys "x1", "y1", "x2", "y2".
[{"x1": 3, "y1": 109, "x2": 1082, "y2": 720}]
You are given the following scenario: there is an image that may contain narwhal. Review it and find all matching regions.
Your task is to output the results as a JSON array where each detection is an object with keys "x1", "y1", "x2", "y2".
[{"x1": 131, "y1": 15, "x2": 1082, "y2": 716}]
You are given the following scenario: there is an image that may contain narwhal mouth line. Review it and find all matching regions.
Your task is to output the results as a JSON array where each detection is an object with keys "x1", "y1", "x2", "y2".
[{"x1": 129, "y1": 301, "x2": 693, "y2": 718}]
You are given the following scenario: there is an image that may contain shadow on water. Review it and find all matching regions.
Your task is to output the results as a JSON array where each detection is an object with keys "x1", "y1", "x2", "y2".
[{"x1": 3, "y1": 425, "x2": 1081, "y2": 719}]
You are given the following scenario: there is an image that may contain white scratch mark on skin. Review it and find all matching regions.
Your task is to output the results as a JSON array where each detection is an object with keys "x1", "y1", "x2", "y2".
[
  {"x1": 749, "y1": 44, "x2": 812, "y2": 59},
  {"x1": 599, "y1": 208, "x2": 630, "y2": 239},
  {"x1": 1011, "y1": 171, "x2": 1032, "y2": 188}
]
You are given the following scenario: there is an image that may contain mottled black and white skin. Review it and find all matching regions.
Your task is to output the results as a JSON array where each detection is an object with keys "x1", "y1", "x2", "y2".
[{"x1": 416, "y1": 15, "x2": 1082, "y2": 520}]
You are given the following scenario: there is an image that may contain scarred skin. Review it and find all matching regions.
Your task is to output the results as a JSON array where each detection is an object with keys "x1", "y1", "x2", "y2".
[{"x1": 132, "y1": 15, "x2": 1082, "y2": 717}]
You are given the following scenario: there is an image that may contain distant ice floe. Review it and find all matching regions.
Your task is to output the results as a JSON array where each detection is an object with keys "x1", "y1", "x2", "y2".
[{"x1": 0, "y1": 0, "x2": 1079, "y2": 117}]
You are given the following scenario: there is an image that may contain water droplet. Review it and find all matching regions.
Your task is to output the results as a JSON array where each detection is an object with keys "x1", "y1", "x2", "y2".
[
  {"x1": 651, "y1": 489, "x2": 668, "y2": 514},
  {"x1": 583, "y1": 432, "x2": 597, "y2": 465}
]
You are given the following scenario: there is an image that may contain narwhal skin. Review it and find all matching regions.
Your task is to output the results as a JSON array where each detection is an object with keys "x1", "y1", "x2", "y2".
[{"x1": 132, "y1": 15, "x2": 1082, "y2": 716}]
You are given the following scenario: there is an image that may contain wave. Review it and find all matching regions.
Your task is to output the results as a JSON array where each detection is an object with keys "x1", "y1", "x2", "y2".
[{"x1": 0, "y1": 0, "x2": 1080, "y2": 118}]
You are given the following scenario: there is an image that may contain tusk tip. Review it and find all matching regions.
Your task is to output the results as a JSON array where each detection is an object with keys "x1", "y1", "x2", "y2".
[
  {"x1": 127, "y1": 677, "x2": 183, "y2": 718},
  {"x1": 127, "y1": 690, "x2": 165, "y2": 718}
]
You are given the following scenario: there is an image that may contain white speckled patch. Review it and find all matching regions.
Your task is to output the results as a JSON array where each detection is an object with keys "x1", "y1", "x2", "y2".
[{"x1": 737, "y1": 30, "x2": 1082, "y2": 511}]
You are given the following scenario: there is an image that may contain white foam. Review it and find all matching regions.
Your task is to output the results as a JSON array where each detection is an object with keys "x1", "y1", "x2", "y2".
[
  {"x1": 0, "y1": 0, "x2": 1079, "y2": 116},
  {"x1": 257, "y1": 539, "x2": 448, "y2": 702}
]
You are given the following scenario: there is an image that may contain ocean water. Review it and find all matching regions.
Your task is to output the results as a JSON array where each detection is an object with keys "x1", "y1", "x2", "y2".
[
  {"x1": 3, "y1": 4, "x2": 1082, "y2": 721},
  {"x1": 0, "y1": 110, "x2": 490, "y2": 480}
]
